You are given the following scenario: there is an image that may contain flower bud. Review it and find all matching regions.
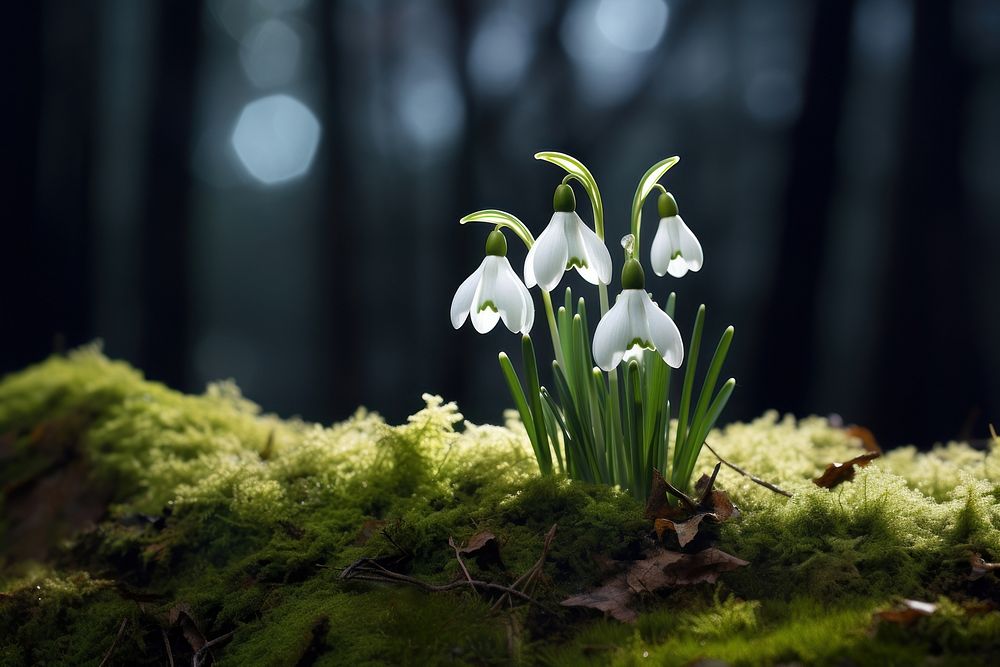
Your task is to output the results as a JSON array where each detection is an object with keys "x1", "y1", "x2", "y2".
[
  {"x1": 621, "y1": 258, "x2": 645, "y2": 290},
  {"x1": 657, "y1": 192, "x2": 679, "y2": 218},
  {"x1": 553, "y1": 184, "x2": 576, "y2": 212},
  {"x1": 485, "y1": 229, "x2": 507, "y2": 257}
]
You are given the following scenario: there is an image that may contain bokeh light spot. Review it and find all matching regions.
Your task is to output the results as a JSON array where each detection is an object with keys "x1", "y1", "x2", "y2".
[
  {"x1": 594, "y1": 0, "x2": 668, "y2": 53},
  {"x1": 232, "y1": 94, "x2": 321, "y2": 185},
  {"x1": 468, "y1": 9, "x2": 534, "y2": 96},
  {"x1": 239, "y1": 19, "x2": 302, "y2": 88}
]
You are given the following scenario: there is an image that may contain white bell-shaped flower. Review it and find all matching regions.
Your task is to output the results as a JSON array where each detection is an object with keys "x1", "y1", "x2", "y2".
[
  {"x1": 524, "y1": 184, "x2": 612, "y2": 292},
  {"x1": 451, "y1": 230, "x2": 534, "y2": 335},
  {"x1": 593, "y1": 259, "x2": 683, "y2": 371},
  {"x1": 650, "y1": 192, "x2": 703, "y2": 278}
]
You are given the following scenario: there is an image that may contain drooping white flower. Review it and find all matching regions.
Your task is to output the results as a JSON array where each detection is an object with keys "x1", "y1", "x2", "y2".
[
  {"x1": 650, "y1": 192, "x2": 703, "y2": 278},
  {"x1": 451, "y1": 230, "x2": 534, "y2": 335},
  {"x1": 592, "y1": 259, "x2": 683, "y2": 371},
  {"x1": 524, "y1": 184, "x2": 612, "y2": 292}
]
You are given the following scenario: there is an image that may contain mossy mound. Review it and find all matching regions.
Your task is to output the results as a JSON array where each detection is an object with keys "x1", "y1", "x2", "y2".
[{"x1": 1, "y1": 348, "x2": 999, "y2": 666}]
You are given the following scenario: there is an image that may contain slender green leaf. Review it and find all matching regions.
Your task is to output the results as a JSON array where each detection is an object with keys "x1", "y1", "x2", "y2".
[
  {"x1": 459, "y1": 209, "x2": 534, "y2": 249},
  {"x1": 522, "y1": 335, "x2": 551, "y2": 475},
  {"x1": 685, "y1": 325, "x2": 734, "y2": 454},
  {"x1": 629, "y1": 156, "x2": 680, "y2": 252},
  {"x1": 674, "y1": 305, "x2": 705, "y2": 474},
  {"x1": 498, "y1": 352, "x2": 534, "y2": 440},
  {"x1": 534, "y1": 151, "x2": 605, "y2": 236}
]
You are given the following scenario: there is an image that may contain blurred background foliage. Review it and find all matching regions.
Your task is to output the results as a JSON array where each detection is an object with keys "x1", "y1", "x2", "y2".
[{"x1": 3, "y1": 0, "x2": 998, "y2": 447}]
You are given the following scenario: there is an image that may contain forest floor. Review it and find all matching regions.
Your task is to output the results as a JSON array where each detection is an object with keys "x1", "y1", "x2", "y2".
[{"x1": 2, "y1": 347, "x2": 1000, "y2": 666}]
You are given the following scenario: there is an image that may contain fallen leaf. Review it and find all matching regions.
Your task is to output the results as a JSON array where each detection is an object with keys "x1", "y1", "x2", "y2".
[
  {"x1": 654, "y1": 514, "x2": 706, "y2": 548},
  {"x1": 969, "y1": 553, "x2": 1000, "y2": 581},
  {"x1": 168, "y1": 603, "x2": 207, "y2": 652},
  {"x1": 874, "y1": 599, "x2": 938, "y2": 626},
  {"x1": 813, "y1": 452, "x2": 880, "y2": 489},
  {"x1": 634, "y1": 547, "x2": 748, "y2": 589},
  {"x1": 562, "y1": 547, "x2": 749, "y2": 623},
  {"x1": 846, "y1": 425, "x2": 882, "y2": 454},
  {"x1": 704, "y1": 490, "x2": 739, "y2": 522},
  {"x1": 458, "y1": 531, "x2": 503, "y2": 569},
  {"x1": 644, "y1": 469, "x2": 689, "y2": 520},
  {"x1": 561, "y1": 574, "x2": 637, "y2": 623}
]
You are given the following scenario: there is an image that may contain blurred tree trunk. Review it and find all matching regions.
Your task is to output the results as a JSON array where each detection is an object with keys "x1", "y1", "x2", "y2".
[
  {"x1": 317, "y1": 3, "x2": 362, "y2": 413},
  {"x1": 754, "y1": 0, "x2": 856, "y2": 420},
  {"x1": 1, "y1": 3, "x2": 47, "y2": 372},
  {"x1": 138, "y1": 1, "x2": 203, "y2": 390},
  {"x1": 873, "y1": 0, "x2": 979, "y2": 444}
]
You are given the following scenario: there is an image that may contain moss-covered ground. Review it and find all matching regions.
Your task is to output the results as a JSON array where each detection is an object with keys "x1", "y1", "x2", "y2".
[{"x1": 1, "y1": 348, "x2": 999, "y2": 665}]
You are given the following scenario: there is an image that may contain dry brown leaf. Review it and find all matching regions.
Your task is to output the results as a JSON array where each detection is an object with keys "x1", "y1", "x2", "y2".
[
  {"x1": 624, "y1": 547, "x2": 749, "y2": 598},
  {"x1": 969, "y1": 553, "x2": 1000, "y2": 581},
  {"x1": 874, "y1": 599, "x2": 938, "y2": 626},
  {"x1": 644, "y1": 469, "x2": 689, "y2": 520},
  {"x1": 459, "y1": 531, "x2": 503, "y2": 569},
  {"x1": 705, "y1": 490, "x2": 739, "y2": 522},
  {"x1": 563, "y1": 547, "x2": 749, "y2": 623},
  {"x1": 846, "y1": 425, "x2": 882, "y2": 454},
  {"x1": 167, "y1": 603, "x2": 207, "y2": 652},
  {"x1": 813, "y1": 452, "x2": 880, "y2": 489},
  {"x1": 561, "y1": 574, "x2": 637, "y2": 623},
  {"x1": 654, "y1": 514, "x2": 706, "y2": 548}
]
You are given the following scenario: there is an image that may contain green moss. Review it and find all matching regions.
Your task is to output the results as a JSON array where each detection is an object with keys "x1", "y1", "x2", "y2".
[{"x1": 2, "y1": 352, "x2": 999, "y2": 664}]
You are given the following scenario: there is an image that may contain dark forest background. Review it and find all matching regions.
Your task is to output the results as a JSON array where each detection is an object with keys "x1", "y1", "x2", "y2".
[{"x1": 3, "y1": 0, "x2": 999, "y2": 448}]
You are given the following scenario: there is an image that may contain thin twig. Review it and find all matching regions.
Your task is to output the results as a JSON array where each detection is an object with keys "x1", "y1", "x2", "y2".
[
  {"x1": 492, "y1": 523, "x2": 557, "y2": 612},
  {"x1": 99, "y1": 618, "x2": 128, "y2": 667},
  {"x1": 192, "y1": 631, "x2": 235, "y2": 667},
  {"x1": 161, "y1": 627, "x2": 175, "y2": 667},
  {"x1": 341, "y1": 560, "x2": 551, "y2": 612},
  {"x1": 449, "y1": 536, "x2": 479, "y2": 597},
  {"x1": 704, "y1": 441, "x2": 793, "y2": 498}
]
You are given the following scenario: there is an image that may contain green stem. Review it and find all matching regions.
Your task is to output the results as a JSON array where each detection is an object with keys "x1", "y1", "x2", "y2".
[{"x1": 540, "y1": 291, "x2": 565, "y2": 370}]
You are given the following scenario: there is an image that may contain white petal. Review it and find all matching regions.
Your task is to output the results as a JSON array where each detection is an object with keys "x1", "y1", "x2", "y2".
[
  {"x1": 523, "y1": 241, "x2": 537, "y2": 288},
  {"x1": 641, "y1": 291, "x2": 684, "y2": 368},
  {"x1": 624, "y1": 290, "x2": 651, "y2": 347},
  {"x1": 650, "y1": 218, "x2": 673, "y2": 277},
  {"x1": 665, "y1": 217, "x2": 687, "y2": 277},
  {"x1": 494, "y1": 257, "x2": 535, "y2": 334},
  {"x1": 470, "y1": 257, "x2": 501, "y2": 333},
  {"x1": 667, "y1": 257, "x2": 690, "y2": 278},
  {"x1": 529, "y1": 212, "x2": 570, "y2": 292},
  {"x1": 592, "y1": 292, "x2": 635, "y2": 371},
  {"x1": 674, "y1": 215, "x2": 703, "y2": 272},
  {"x1": 450, "y1": 260, "x2": 485, "y2": 329},
  {"x1": 576, "y1": 214, "x2": 613, "y2": 285}
]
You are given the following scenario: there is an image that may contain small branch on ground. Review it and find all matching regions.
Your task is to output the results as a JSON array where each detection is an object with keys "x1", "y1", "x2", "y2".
[
  {"x1": 98, "y1": 617, "x2": 129, "y2": 667},
  {"x1": 161, "y1": 627, "x2": 175, "y2": 667},
  {"x1": 192, "y1": 630, "x2": 235, "y2": 667},
  {"x1": 491, "y1": 523, "x2": 557, "y2": 612},
  {"x1": 341, "y1": 557, "x2": 552, "y2": 613},
  {"x1": 449, "y1": 536, "x2": 478, "y2": 596},
  {"x1": 703, "y1": 441, "x2": 793, "y2": 498}
]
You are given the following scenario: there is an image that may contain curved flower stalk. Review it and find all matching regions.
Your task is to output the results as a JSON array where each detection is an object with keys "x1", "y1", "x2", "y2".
[
  {"x1": 593, "y1": 259, "x2": 682, "y2": 371},
  {"x1": 524, "y1": 185, "x2": 613, "y2": 292},
  {"x1": 452, "y1": 152, "x2": 735, "y2": 502},
  {"x1": 451, "y1": 230, "x2": 534, "y2": 335},
  {"x1": 650, "y1": 192, "x2": 703, "y2": 278}
]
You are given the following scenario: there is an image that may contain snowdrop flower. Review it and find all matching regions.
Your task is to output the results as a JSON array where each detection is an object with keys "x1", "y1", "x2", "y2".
[
  {"x1": 451, "y1": 230, "x2": 534, "y2": 335},
  {"x1": 524, "y1": 184, "x2": 612, "y2": 292},
  {"x1": 593, "y1": 258, "x2": 683, "y2": 371},
  {"x1": 650, "y1": 192, "x2": 703, "y2": 278}
]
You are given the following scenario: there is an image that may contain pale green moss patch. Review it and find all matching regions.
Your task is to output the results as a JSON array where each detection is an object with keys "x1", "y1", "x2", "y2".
[{"x1": 1, "y1": 352, "x2": 999, "y2": 665}]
